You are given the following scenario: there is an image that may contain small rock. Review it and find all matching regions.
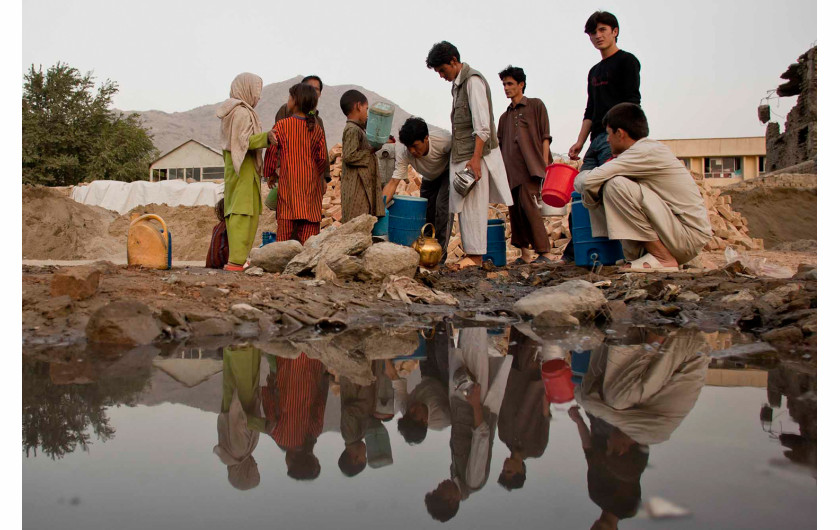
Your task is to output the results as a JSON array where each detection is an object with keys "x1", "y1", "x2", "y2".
[
  {"x1": 676, "y1": 291, "x2": 701, "y2": 302},
  {"x1": 721, "y1": 291, "x2": 755, "y2": 304},
  {"x1": 190, "y1": 317, "x2": 235, "y2": 337},
  {"x1": 533, "y1": 310, "x2": 580, "y2": 328},
  {"x1": 245, "y1": 267, "x2": 265, "y2": 276},
  {"x1": 657, "y1": 305, "x2": 681, "y2": 316},
  {"x1": 230, "y1": 303, "x2": 268, "y2": 322},
  {"x1": 40, "y1": 295, "x2": 73, "y2": 319},
  {"x1": 249, "y1": 240, "x2": 303, "y2": 273},
  {"x1": 606, "y1": 300, "x2": 632, "y2": 321},
  {"x1": 761, "y1": 325, "x2": 804, "y2": 345},
  {"x1": 163, "y1": 274, "x2": 180, "y2": 284},
  {"x1": 218, "y1": 288, "x2": 230, "y2": 295},
  {"x1": 799, "y1": 314, "x2": 817, "y2": 334},
  {"x1": 361, "y1": 242, "x2": 420, "y2": 281},
  {"x1": 760, "y1": 284, "x2": 802, "y2": 309},
  {"x1": 86, "y1": 300, "x2": 161, "y2": 345},
  {"x1": 159, "y1": 307, "x2": 187, "y2": 327},
  {"x1": 326, "y1": 255, "x2": 365, "y2": 279},
  {"x1": 200, "y1": 286, "x2": 226, "y2": 299},
  {"x1": 301, "y1": 279, "x2": 325, "y2": 287},
  {"x1": 50, "y1": 266, "x2": 101, "y2": 301},
  {"x1": 513, "y1": 280, "x2": 607, "y2": 319},
  {"x1": 624, "y1": 289, "x2": 648, "y2": 302},
  {"x1": 315, "y1": 261, "x2": 338, "y2": 282}
]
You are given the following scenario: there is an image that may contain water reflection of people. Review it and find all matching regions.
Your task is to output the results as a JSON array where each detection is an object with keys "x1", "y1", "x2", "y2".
[
  {"x1": 213, "y1": 345, "x2": 263, "y2": 491},
  {"x1": 339, "y1": 376, "x2": 375, "y2": 477},
  {"x1": 399, "y1": 322, "x2": 452, "y2": 445},
  {"x1": 569, "y1": 328, "x2": 710, "y2": 529},
  {"x1": 261, "y1": 353, "x2": 328, "y2": 480},
  {"x1": 425, "y1": 327, "x2": 512, "y2": 522},
  {"x1": 497, "y1": 327, "x2": 550, "y2": 491}
]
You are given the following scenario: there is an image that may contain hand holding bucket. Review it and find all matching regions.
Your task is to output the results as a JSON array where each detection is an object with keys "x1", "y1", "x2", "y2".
[{"x1": 542, "y1": 163, "x2": 579, "y2": 208}]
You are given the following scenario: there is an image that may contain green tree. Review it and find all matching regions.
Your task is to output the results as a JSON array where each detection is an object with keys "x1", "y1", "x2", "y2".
[{"x1": 22, "y1": 62, "x2": 159, "y2": 186}]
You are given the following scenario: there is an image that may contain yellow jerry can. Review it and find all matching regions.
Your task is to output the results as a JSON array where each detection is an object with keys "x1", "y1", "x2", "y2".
[{"x1": 127, "y1": 214, "x2": 172, "y2": 269}]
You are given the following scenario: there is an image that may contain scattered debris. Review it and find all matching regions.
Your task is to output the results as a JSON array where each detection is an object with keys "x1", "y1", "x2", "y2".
[{"x1": 378, "y1": 276, "x2": 458, "y2": 306}]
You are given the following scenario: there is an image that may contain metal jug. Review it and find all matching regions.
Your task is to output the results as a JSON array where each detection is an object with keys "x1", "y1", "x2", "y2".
[
  {"x1": 452, "y1": 167, "x2": 477, "y2": 197},
  {"x1": 410, "y1": 223, "x2": 443, "y2": 268}
]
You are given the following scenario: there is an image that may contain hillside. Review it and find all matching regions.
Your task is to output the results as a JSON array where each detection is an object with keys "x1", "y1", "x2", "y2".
[{"x1": 124, "y1": 76, "x2": 444, "y2": 154}]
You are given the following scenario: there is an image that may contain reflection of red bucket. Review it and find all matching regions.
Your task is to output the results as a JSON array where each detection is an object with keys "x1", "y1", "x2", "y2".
[
  {"x1": 541, "y1": 359, "x2": 575, "y2": 403},
  {"x1": 542, "y1": 163, "x2": 579, "y2": 207}
]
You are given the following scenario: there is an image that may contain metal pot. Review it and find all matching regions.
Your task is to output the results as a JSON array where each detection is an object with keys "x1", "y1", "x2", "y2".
[
  {"x1": 452, "y1": 167, "x2": 477, "y2": 197},
  {"x1": 411, "y1": 223, "x2": 443, "y2": 268}
]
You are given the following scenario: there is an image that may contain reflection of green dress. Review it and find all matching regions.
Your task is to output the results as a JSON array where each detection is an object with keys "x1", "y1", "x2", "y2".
[
  {"x1": 221, "y1": 345, "x2": 265, "y2": 432},
  {"x1": 223, "y1": 132, "x2": 268, "y2": 265}
]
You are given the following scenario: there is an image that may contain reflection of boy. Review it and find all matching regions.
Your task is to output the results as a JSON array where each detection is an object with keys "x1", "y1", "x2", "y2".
[
  {"x1": 339, "y1": 376, "x2": 376, "y2": 477},
  {"x1": 339, "y1": 90, "x2": 385, "y2": 222}
]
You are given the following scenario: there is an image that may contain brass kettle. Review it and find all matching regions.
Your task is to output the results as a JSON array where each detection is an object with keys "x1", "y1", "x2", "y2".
[{"x1": 411, "y1": 223, "x2": 443, "y2": 268}]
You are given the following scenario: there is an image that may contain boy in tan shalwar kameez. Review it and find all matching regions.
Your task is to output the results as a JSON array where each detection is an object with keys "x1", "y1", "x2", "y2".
[{"x1": 339, "y1": 89, "x2": 385, "y2": 223}]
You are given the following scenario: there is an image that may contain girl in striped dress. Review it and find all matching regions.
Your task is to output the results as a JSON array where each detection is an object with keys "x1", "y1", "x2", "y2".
[{"x1": 268, "y1": 83, "x2": 328, "y2": 244}]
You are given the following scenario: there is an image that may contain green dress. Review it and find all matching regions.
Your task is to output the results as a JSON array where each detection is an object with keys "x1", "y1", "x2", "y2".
[{"x1": 224, "y1": 131, "x2": 268, "y2": 265}]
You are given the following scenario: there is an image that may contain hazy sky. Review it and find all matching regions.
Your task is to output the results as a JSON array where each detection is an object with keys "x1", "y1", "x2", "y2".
[{"x1": 22, "y1": 0, "x2": 816, "y2": 148}]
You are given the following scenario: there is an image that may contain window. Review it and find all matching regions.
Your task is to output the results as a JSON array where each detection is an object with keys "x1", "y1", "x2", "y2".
[
  {"x1": 168, "y1": 168, "x2": 185, "y2": 180},
  {"x1": 678, "y1": 158, "x2": 691, "y2": 169},
  {"x1": 202, "y1": 167, "x2": 225, "y2": 180},
  {"x1": 185, "y1": 168, "x2": 202, "y2": 180},
  {"x1": 704, "y1": 157, "x2": 742, "y2": 178},
  {"x1": 151, "y1": 168, "x2": 167, "y2": 181},
  {"x1": 759, "y1": 156, "x2": 766, "y2": 175}
]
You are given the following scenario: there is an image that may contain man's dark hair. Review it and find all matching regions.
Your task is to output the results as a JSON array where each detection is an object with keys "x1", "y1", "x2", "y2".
[
  {"x1": 340, "y1": 89, "x2": 367, "y2": 117},
  {"x1": 426, "y1": 41, "x2": 460, "y2": 69},
  {"x1": 397, "y1": 414, "x2": 428, "y2": 444},
  {"x1": 286, "y1": 452, "x2": 321, "y2": 481},
  {"x1": 398, "y1": 117, "x2": 430, "y2": 147},
  {"x1": 497, "y1": 462, "x2": 527, "y2": 491},
  {"x1": 301, "y1": 75, "x2": 323, "y2": 92},
  {"x1": 602, "y1": 103, "x2": 649, "y2": 140},
  {"x1": 498, "y1": 65, "x2": 526, "y2": 93},
  {"x1": 338, "y1": 448, "x2": 366, "y2": 477},
  {"x1": 425, "y1": 489, "x2": 459, "y2": 522},
  {"x1": 584, "y1": 11, "x2": 620, "y2": 39}
]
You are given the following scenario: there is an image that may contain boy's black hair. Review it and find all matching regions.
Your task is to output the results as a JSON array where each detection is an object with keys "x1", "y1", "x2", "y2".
[
  {"x1": 215, "y1": 198, "x2": 225, "y2": 222},
  {"x1": 339, "y1": 89, "x2": 367, "y2": 117},
  {"x1": 397, "y1": 414, "x2": 428, "y2": 444},
  {"x1": 426, "y1": 41, "x2": 460, "y2": 69},
  {"x1": 602, "y1": 103, "x2": 649, "y2": 141},
  {"x1": 584, "y1": 11, "x2": 620, "y2": 40},
  {"x1": 498, "y1": 65, "x2": 526, "y2": 93},
  {"x1": 398, "y1": 117, "x2": 430, "y2": 147},
  {"x1": 301, "y1": 75, "x2": 323, "y2": 92},
  {"x1": 497, "y1": 462, "x2": 527, "y2": 491},
  {"x1": 338, "y1": 448, "x2": 366, "y2": 477},
  {"x1": 425, "y1": 489, "x2": 459, "y2": 522}
]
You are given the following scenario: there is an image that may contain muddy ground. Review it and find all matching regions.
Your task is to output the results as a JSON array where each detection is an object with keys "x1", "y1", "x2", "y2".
[{"x1": 22, "y1": 249, "x2": 817, "y2": 365}]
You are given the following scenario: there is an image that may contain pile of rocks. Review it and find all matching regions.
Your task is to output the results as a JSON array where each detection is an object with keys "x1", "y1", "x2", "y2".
[{"x1": 692, "y1": 172, "x2": 764, "y2": 251}]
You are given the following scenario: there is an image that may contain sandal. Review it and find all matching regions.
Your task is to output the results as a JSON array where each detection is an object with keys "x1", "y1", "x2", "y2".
[
  {"x1": 223, "y1": 263, "x2": 245, "y2": 272},
  {"x1": 530, "y1": 255, "x2": 553, "y2": 265},
  {"x1": 512, "y1": 257, "x2": 528, "y2": 266},
  {"x1": 622, "y1": 254, "x2": 679, "y2": 273}
]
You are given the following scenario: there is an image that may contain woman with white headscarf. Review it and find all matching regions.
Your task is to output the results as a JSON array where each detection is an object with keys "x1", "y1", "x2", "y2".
[{"x1": 216, "y1": 72, "x2": 277, "y2": 271}]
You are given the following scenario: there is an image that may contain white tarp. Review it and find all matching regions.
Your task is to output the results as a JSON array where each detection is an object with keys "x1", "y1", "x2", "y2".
[{"x1": 71, "y1": 180, "x2": 224, "y2": 214}]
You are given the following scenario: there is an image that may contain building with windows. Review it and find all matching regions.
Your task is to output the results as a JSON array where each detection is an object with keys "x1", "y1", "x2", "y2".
[
  {"x1": 149, "y1": 139, "x2": 225, "y2": 182},
  {"x1": 658, "y1": 137, "x2": 766, "y2": 187}
]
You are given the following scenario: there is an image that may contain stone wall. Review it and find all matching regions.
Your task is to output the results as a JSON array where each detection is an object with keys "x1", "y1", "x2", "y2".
[{"x1": 764, "y1": 47, "x2": 817, "y2": 173}]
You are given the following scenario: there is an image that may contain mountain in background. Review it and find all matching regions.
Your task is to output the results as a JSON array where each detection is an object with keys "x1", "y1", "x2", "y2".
[{"x1": 124, "y1": 76, "x2": 445, "y2": 155}]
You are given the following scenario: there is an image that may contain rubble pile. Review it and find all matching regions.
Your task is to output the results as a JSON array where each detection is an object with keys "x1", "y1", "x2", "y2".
[{"x1": 692, "y1": 172, "x2": 764, "y2": 251}]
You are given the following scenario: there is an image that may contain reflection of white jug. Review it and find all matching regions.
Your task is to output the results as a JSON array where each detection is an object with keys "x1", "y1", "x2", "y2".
[{"x1": 539, "y1": 343, "x2": 566, "y2": 361}]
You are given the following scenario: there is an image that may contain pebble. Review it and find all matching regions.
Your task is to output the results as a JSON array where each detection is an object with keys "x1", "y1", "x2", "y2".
[{"x1": 245, "y1": 267, "x2": 265, "y2": 276}]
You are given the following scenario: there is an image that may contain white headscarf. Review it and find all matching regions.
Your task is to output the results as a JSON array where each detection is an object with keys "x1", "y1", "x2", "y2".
[
  {"x1": 217, "y1": 72, "x2": 264, "y2": 176},
  {"x1": 213, "y1": 390, "x2": 261, "y2": 490}
]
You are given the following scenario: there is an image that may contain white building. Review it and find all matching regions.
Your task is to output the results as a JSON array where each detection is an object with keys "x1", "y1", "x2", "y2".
[{"x1": 149, "y1": 139, "x2": 225, "y2": 182}]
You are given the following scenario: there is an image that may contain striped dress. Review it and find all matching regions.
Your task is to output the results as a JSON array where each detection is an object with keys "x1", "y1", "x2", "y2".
[
  {"x1": 261, "y1": 354, "x2": 328, "y2": 451},
  {"x1": 270, "y1": 116, "x2": 328, "y2": 223}
]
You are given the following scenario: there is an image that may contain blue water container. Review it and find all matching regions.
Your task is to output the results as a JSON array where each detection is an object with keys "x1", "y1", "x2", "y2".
[
  {"x1": 388, "y1": 196, "x2": 428, "y2": 246},
  {"x1": 261, "y1": 231, "x2": 277, "y2": 247},
  {"x1": 159, "y1": 229, "x2": 172, "y2": 269},
  {"x1": 570, "y1": 350, "x2": 591, "y2": 385},
  {"x1": 482, "y1": 218, "x2": 507, "y2": 266},
  {"x1": 366, "y1": 102, "x2": 395, "y2": 148},
  {"x1": 373, "y1": 198, "x2": 389, "y2": 237},
  {"x1": 570, "y1": 192, "x2": 624, "y2": 267}
]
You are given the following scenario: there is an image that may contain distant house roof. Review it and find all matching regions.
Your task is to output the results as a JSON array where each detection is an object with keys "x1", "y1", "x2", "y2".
[{"x1": 150, "y1": 139, "x2": 223, "y2": 166}]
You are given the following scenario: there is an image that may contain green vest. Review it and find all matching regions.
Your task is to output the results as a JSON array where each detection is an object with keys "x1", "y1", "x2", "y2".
[{"x1": 450, "y1": 63, "x2": 500, "y2": 164}]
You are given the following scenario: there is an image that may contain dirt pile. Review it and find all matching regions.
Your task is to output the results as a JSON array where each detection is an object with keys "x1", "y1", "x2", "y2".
[
  {"x1": 723, "y1": 186, "x2": 816, "y2": 249},
  {"x1": 23, "y1": 186, "x2": 122, "y2": 260}
]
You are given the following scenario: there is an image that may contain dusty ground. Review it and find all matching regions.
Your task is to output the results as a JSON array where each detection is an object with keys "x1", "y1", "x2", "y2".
[
  {"x1": 723, "y1": 187, "x2": 817, "y2": 249},
  {"x1": 22, "y1": 249, "x2": 817, "y2": 365}
]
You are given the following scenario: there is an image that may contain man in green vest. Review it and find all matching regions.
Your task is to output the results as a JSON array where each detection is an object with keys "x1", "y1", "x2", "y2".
[{"x1": 426, "y1": 41, "x2": 513, "y2": 269}]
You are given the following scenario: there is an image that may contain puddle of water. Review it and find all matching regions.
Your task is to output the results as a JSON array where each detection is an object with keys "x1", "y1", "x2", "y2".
[{"x1": 22, "y1": 321, "x2": 816, "y2": 529}]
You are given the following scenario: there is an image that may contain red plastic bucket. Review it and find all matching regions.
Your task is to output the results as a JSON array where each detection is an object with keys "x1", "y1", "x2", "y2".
[
  {"x1": 541, "y1": 359, "x2": 575, "y2": 404},
  {"x1": 542, "y1": 163, "x2": 579, "y2": 207}
]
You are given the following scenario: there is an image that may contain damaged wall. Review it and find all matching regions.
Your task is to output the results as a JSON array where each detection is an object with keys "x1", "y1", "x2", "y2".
[{"x1": 763, "y1": 46, "x2": 817, "y2": 173}]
